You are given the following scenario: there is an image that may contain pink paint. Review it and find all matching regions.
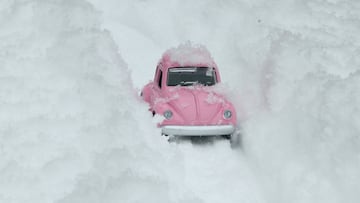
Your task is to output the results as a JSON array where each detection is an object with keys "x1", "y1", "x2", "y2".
[{"x1": 142, "y1": 45, "x2": 238, "y2": 137}]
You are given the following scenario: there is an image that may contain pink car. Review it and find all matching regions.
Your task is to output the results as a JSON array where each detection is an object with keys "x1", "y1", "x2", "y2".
[{"x1": 142, "y1": 45, "x2": 240, "y2": 146}]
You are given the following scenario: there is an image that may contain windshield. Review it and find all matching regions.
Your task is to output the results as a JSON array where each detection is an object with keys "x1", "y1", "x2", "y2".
[{"x1": 167, "y1": 67, "x2": 216, "y2": 86}]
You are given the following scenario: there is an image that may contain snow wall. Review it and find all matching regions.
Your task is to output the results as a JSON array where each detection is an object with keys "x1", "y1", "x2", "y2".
[
  {"x1": 1, "y1": 0, "x2": 360, "y2": 203},
  {"x1": 89, "y1": 0, "x2": 360, "y2": 202},
  {"x1": 0, "y1": 0, "x2": 195, "y2": 202}
]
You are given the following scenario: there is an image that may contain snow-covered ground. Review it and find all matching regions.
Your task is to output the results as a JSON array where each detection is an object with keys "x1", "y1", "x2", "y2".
[{"x1": 1, "y1": 0, "x2": 360, "y2": 202}]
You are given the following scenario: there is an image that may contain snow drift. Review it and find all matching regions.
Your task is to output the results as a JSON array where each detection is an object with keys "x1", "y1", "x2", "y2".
[
  {"x1": 90, "y1": 0, "x2": 360, "y2": 202},
  {"x1": 0, "y1": 1, "x2": 192, "y2": 202},
  {"x1": 1, "y1": 0, "x2": 360, "y2": 203}
]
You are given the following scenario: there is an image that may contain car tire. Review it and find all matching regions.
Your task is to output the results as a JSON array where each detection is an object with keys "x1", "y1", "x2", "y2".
[
  {"x1": 222, "y1": 135, "x2": 231, "y2": 140},
  {"x1": 230, "y1": 132, "x2": 241, "y2": 149}
]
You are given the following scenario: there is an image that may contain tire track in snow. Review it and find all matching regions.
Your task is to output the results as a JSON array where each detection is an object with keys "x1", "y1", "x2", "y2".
[{"x1": 175, "y1": 140, "x2": 265, "y2": 203}]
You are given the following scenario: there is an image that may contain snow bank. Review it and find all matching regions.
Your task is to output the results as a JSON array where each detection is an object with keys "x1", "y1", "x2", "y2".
[
  {"x1": 245, "y1": 72, "x2": 360, "y2": 202},
  {"x1": 240, "y1": 1, "x2": 360, "y2": 202},
  {"x1": 89, "y1": 0, "x2": 360, "y2": 202},
  {"x1": 0, "y1": 1, "x2": 194, "y2": 202},
  {"x1": 2, "y1": 0, "x2": 360, "y2": 202},
  {"x1": 161, "y1": 42, "x2": 216, "y2": 67}
]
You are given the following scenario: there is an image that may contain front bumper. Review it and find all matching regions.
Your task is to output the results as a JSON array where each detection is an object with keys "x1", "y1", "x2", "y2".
[{"x1": 162, "y1": 125, "x2": 235, "y2": 136}]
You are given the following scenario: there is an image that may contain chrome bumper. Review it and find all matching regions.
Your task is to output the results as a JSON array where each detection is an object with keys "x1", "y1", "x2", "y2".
[{"x1": 162, "y1": 125, "x2": 235, "y2": 136}]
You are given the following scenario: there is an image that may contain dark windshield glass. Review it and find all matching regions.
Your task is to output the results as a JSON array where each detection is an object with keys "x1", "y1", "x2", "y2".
[{"x1": 167, "y1": 67, "x2": 216, "y2": 86}]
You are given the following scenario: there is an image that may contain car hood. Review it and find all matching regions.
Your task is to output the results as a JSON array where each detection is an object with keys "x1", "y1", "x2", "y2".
[{"x1": 163, "y1": 87, "x2": 233, "y2": 125}]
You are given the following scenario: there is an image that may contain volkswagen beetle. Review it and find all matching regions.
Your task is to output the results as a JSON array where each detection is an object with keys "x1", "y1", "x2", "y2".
[{"x1": 141, "y1": 44, "x2": 240, "y2": 146}]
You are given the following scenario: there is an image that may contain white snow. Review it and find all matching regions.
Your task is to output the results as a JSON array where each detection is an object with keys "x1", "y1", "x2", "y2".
[
  {"x1": 1, "y1": 0, "x2": 360, "y2": 203},
  {"x1": 162, "y1": 42, "x2": 216, "y2": 67}
]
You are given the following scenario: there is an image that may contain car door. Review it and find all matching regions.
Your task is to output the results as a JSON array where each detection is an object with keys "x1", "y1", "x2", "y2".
[{"x1": 150, "y1": 64, "x2": 164, "y2": 106}]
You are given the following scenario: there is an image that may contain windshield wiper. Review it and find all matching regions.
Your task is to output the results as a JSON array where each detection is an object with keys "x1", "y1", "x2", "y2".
[{"x1": 180, "y1": 81, "x2": 196, "y2": 86}]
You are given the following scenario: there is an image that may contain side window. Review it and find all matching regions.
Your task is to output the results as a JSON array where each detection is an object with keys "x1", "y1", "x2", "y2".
[
  {"x1": 158, "y1": 70, "x2": 163, "y2": 88},
  {"x1": 214, "y1": 71, "x2": 218, "y2": 83}
]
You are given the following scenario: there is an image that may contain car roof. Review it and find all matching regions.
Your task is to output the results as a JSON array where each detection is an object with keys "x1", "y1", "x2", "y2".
[{"x1": 158, "y1": 44, "x2": 218, "y2": 71}]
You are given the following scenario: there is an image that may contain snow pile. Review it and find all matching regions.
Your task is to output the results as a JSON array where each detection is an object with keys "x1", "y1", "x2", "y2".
[
  {"x1": 161, "y1": 42, "x2": 216, "y2": 67},
  {"x1": 2, "y1": 0, "x2": 360, "y2": 202},
  {"x1": 90, "y1": 0, "x2": 360, "y2": 202},
  {"x1": 245, "y1": 72, "x2": 360, "y2": 202},
  {"x1": 0, "y1": 1, "x2": 193, "y2": 202},
  {"x1": 240, "y1": 1, "x2": 360, "y2": 202}
]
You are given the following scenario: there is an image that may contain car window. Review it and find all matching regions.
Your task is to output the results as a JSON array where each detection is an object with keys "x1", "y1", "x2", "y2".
[
  {"x1": 158, "y1": 70, "x2": 163, "y2": 88},
  {"x1": 167, "y1": 67, "x2": 216, "y2": 86}
]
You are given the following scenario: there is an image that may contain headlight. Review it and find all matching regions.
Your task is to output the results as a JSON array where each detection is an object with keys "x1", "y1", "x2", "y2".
[
  {"x1": 223, "y1": 110, "x2": 232, "y2": 119},
  {"x1": 163, "y1": 110, "x2": 173, "y2": 120}
]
